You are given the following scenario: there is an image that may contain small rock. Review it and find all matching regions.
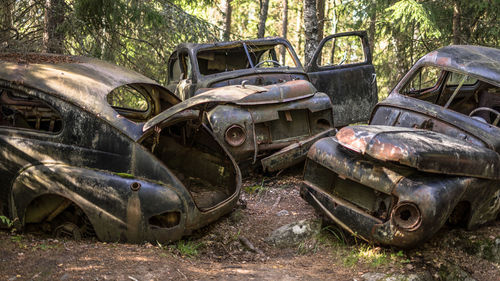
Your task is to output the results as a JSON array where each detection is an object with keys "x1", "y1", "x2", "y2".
[
  {"x1": 438, "y1": 261, "x2": 476, "y2": 281},
  {"x1": 276, "y1": 210, "x2": 289, "y2": 216},
  {"x1": 265, "y1": 219, "x2": 319, "y2": 248}
]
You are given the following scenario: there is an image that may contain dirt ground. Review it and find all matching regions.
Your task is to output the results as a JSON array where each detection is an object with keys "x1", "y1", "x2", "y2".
[{"x1": 1, "y1": 167, "x2": 499, "y2": 281}]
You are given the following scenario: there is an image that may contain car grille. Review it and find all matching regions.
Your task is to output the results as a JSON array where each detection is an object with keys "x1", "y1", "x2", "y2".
[
  {"x1": 269, "y1": 110, "x2": 310, "y2": 141},
  {"x1": 305, "y1": 160, "x2": 393, "y2": 221}
]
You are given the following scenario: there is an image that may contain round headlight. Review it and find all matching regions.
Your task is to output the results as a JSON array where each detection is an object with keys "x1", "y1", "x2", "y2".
[
  {"x1": 391, "y1": 202, "x2": 421, "y2": 231},
  {"x1": 225, "y1": 124, "x2": 246, "y2": 147}
]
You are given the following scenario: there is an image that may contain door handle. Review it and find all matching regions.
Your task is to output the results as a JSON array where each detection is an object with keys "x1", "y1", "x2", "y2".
[{"x1": 371, "y1": 73, "x2": 377, "y2": 85}]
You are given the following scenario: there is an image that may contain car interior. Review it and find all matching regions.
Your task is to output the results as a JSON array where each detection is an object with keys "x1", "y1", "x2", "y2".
[
  {"x1": 0, "y1": 88, "x2": 62, "y2": 133},
  {"x1": 196, "y1": 43, "x2": 297, "y2": 76},
  {"x1": 400, "y1": 67, "x2": 500, "y2": 125}
]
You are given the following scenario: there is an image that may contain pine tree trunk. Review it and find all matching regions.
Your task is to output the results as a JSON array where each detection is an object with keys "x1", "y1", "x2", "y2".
[
  {"x1": 304, "y1": 0, "x2": 318, "y2": 64},
  {"x1": 281, "y1": 0, "x2": 288, "y2": 63},
  {"x1": 368, "y1": 0, "x2": 376, "y2": 53},
  {"x1": 452, "y1": 1, "x2": 461, "y2": 44},
  {"x1": 43, "y1": 0, "x2": 65, "y2": 53},
  {"x1": 296, "y1": 3, "x2": 304, "y2": 56},
  {"x1": 257, "y1": 0, "x2": 270, "y2": 38},
  {"x1": 222, "y1": 0, "x2": 232, "y2": 40},
  {"x1": 316, "y1": 0, "x2": 325, "y2": 42},
  {"x1": 0, "y1": 0, "x2": 13, "y2": 49}
]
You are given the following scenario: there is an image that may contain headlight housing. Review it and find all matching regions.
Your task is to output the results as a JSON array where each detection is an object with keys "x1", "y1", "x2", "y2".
[
  {"x1": 224, "y1": 124, "x2": 246, "y2": 147},
  {"x1": 391, "y1": 202, "x2": 421, "y2": 231}
]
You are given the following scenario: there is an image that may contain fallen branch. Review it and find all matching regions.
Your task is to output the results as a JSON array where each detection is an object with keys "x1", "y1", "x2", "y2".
[{"x1": 239, "y1": 236, "x2": 264, "y2": 255}]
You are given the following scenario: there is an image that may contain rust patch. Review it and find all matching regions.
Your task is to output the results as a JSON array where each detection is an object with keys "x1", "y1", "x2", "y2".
[
  {"x1": 368, "y1": 139, "x2": 406, "y2": 162},
  {"x1": 336, "y1": 127, "x2": 367, "y2": 153},
  {"x1": 436, "y1": 56, "x2": 451, "y2": 66}
]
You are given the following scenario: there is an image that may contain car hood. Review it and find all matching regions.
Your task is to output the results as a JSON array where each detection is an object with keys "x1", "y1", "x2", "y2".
[
  {"x1": 143, "y1": 80, "x2": 316, "y2": 132},
  {"x1": 336, "y1": 125, "x2": 500, "y2": 180}
]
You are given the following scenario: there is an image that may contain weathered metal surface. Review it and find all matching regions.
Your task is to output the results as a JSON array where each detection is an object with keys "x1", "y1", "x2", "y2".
[
  {"x1": 144, "y1": 80, "x2": 319, "y2": 132},
  {"x1": 336, "y1": 125, "x2": 500, "y2": 179},
  {"x1": 306, "y1": 31, "x2": 378, "y2": 127},
  {"x1": 261, "y1": 128, "x2": 335, "y2": 172},
  {"x1": 302, "y1": 45, "x2": 500, "y2": 247},
  {"x1": 397, "y1": 45, "x2": 500, "y2": 89},
  {"x1": 167, "y1": 37, "x2": 306, "y2": 100},
  {"x1": 0, "y1": 54, "x2": 180, "y2": 139},
  {"x1": 0, "y1": 54, "x2": 242, "y2": 243},
  {"x1": 206, "y1": 92, "x2": 334, "y2": 164},
  {"x1": 164, "y1": 33, "x2": 376, "y2": 171},
  {"x1": 372, "y1": 95, "x2": 500, "y2": 150}
]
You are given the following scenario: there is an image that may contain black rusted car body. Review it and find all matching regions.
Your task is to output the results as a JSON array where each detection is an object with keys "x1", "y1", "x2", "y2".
[
  {"x1": 0, "y1": 54, "x2": 241, "y2": 243},
  {"x1": 301, "y1": 45, "x2": 500, "y2": 247},
  {"x1": 166, "y1": 32, "x2": 378, "y2": 171}
]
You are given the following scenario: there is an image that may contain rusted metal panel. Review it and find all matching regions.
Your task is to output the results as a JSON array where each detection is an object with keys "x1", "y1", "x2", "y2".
[
  {"x1": 306, "y1": 31, "x2": 378, "y2": 126},
  {"x1": 373, "y1": 95, "x2": 500, "y2": 150},
  {"x1": 414, "y1": 46, "x2": 500, "y2": 87},
  {"x1": 335, "y1": 125, "x2": 500, "y2": 179},
  {"x1": 301, "y1": 45, "x2": 500, "y2": 247},
  {"x1": 0, "y1": 54, "x2": 180, "y2": 139},
  {"x1": 165, "y1": 34, "x2": 376, "y2": 171},
  {"x1": 0, "y1": 54, "x2": 242, "y2": 244},
  {"x1": 261, "y1": 128, "x2": 335, "y2": 172},
  {"x1": 206, "y1": 91, "x2": 334, "y2": 165},
  {"x1": 305, "y1": 136, "x2": 410, "y2": 195}
]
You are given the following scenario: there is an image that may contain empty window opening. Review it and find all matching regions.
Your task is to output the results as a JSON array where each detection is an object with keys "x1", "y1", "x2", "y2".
[{"x1": 0, "y1": 88, "x2": 62, "y2": 133}]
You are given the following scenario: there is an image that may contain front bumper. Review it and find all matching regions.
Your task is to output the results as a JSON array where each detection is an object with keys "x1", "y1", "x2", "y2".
[
  {"x1": 301, "y1": 136, "x2": 476, "y2": 248},
  {"x1": 261, "y1": 128, "x2": 335, "y2": 172}
]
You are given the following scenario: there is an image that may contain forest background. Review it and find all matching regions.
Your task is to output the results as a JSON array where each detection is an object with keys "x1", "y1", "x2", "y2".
[{"x1": 0, "y1": 0, "x2": 498, "y2": 97}]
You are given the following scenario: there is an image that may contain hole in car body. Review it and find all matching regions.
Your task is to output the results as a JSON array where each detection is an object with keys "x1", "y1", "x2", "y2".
[{"x1": 141, "y1": 120, "x2": 238, "y2": 211}]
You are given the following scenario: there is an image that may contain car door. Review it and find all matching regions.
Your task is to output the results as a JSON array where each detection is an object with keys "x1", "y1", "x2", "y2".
[{"x1": 306, "y1": 31, "x2": 377, "y2": 127}]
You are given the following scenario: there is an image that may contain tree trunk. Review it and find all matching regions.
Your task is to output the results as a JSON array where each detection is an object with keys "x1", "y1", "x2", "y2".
[
  {"x1": 368, "y1": 0, "x2": 376, "y2": 53},
  {"x1": 296, "y1": 2, "x2": 304, "y2": 57},
  {"x1": 316, "y1": 0, "x2": 325, "y2": 42},
  {"x1": 43, "y1": 0, "x2": 65, "y2": 53},
  {"x1": 222, "y1": 0, "x2": 232, "y2": 41},
  {"x1": 280, "y1": 0, "x2": 288, "y2": 63},
  {"x1": 0, "y1": 0, "x2": 13, "y2": 49},
  {"x1": 452, "y1": 1, "x2": 461, "y2": 44},
  {"x1": 304, "y1": 0, "x2": 318, "y2": 64},
  {"x1": 257, "y1": 0, "x2": 270, "y2": 38}
]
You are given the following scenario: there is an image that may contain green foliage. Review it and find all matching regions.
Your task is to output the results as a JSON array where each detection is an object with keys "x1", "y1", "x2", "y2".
[
  {"x1": 173, "y1": 239, "x2": 202, "y2": 257},
  {"x1": 3, "y1": 0, "x2": 499, "y2": 100},
  {"x1": 343, "y1": 244, "x2": 403, "y2": 267},
  {"x1": 0, "y1": 215, "x2": 12, "y2": 228},
  {"x1": 243, "y1": 178, "x2": 268, "y2": 195},
  {"x1": 386, "y1": 0, "x2": 441, "y2": 37}
]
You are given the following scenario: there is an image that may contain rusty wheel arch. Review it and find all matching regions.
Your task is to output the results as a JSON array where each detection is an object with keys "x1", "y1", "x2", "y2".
[
  {"x1": 448, "y1": 201, "x2": 471, "y2": 227},
  {"x1": 23, "y1": 194, "x2": 96, "y2": 240}
]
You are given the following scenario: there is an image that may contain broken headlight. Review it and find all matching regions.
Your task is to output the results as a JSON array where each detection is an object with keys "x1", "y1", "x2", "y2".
[
  {"x1": 224, "y1": 124, "x2": 246, "y2": 147},
  {"x1": 391, "y1": 202, "x2": 421, "y2": 231}
]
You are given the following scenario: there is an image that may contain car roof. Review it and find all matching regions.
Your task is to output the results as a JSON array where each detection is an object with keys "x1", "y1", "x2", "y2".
[
  {"x1": 417, "y1": 45, "x2": 500, "y2": 87},
  {"x1": 0, "y1": 53, "x2": 170, "y2": 139},
  {"x1": 175, "y1": 37, "x2": 295, "y2": 52}
]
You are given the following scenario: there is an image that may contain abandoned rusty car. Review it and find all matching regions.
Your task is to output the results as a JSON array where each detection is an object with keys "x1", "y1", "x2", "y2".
[
  {"x1": 0, "y1": 54, "x2": 241, "y2": 243},
  {"x1": 166, "y1": 32, "x2": 378, "y2": 171},
  {"x1": 302, "y1": 45, "x2": 500, "y2": 247}
]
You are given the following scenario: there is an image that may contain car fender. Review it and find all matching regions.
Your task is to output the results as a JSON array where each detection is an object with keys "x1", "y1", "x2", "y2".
[{"x1": 10, "y1": 163, "x2": 186, "y2": 243}]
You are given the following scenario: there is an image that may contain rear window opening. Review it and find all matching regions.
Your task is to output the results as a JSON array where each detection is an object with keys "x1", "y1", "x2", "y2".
[
  {"x1": 107, "y1": 83, "x2": 179, "y2": 123},
  {"x1": 0, "y1": 88, "x2": 62, "y2": 133},
  {"x1": 141, "y1": 119, "x2": 238, "y2": 211}
]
